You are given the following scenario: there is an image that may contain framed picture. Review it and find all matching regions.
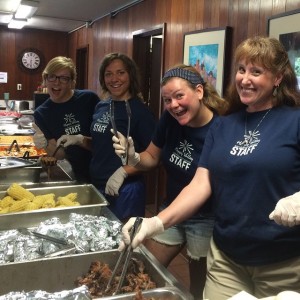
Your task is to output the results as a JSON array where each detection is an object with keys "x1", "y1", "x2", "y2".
[
  {"x1": 183, "y1": 26, "x2": 231, "y2": 96},
  {"x1": 268, "y1": 9, "x2": 300, "y2": 89}
]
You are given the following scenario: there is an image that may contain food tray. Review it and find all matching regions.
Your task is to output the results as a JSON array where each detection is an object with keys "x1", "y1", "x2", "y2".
[
  {"x1": 0, "y1": 184, "x2": 109, "y2": 228},
  {"x1": 0, "y1": 145, "x2": 46, "y2": 158},
  {"x1": 99, "y1": 286, "x2": 191, "y2": 300},
  {"x1": 0, "y1": 166, "x2": 42, "y2": 183},
  {"x1": 0, "y1": 157, "x2": 37, "y2": 169},
  {"x1": 0, "y1": 246, "x2": 193, "y2": 300},
  {"x1": 0, "y1": 181, "x2": 77, "y2": 191}
]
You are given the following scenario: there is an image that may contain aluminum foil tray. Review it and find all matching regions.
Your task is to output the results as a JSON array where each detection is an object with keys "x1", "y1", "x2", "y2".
[
  {"x1": 0, "y1": 184, "x2": 109, "y2": 229},
  {"x1": 0, "y1": 246, "x2": 192, "y2": 300}
]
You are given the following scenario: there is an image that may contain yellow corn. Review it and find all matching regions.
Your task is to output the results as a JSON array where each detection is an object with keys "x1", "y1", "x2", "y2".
[
  {"x1": 7, "y1": 183, "x2": 34, "y2": 201},
  {"x1": 42, "y1": 197, "x2": 56, "y2": 208},
  {"x1": 24, "y1": 201, "x2": 40, "y2": 211},
  {"x1": 0, "y1": 196, "x2": 14, "y2": 208},
  {"x1": 0, "y1": 207, "x2": 9, "y2": 214},
  {"x1": 9, "y1": 198, "x2": 31, "y2": 212},
  {"x1": 56, "y1": 196, "x2": 78, "y2": 206},
  {"x1": 33, "y1": 194, "x2": 55, "y2": 208},
  {"x1": 65, "y1": 193, "x2": 78, "y2": 202}
]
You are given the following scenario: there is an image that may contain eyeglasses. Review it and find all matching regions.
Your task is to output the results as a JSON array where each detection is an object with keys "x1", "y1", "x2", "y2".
[{"x1": 47, "y1": 74, "x2": 71, "y2": 84}]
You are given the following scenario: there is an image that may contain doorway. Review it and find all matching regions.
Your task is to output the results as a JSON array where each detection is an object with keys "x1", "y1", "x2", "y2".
[
  {"x1": 132, "y1": 23, "x2": 166, "y2": 212},
  {"x1": 76, "y1": 46, "x2": 89, "y2": 89}
]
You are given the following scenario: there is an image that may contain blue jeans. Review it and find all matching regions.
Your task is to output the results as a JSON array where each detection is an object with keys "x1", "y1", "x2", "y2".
[{"x1": 152, "y1": 214, "x2": 214, "y2": 259}]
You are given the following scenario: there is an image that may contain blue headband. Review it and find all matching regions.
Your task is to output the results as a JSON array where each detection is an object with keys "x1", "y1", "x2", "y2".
[{"x1": 162, "y1": 68, "x2": 205, "y2": 85}]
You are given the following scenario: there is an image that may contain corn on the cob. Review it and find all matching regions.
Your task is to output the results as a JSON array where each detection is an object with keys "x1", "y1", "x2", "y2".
[
  {"x1": 9, "y1": 198, "x2": 31, "y2": 212},
  {"x1": 33, "y1": 194, "x2": 55, "y2": 208},
  {"x1": 7, "y1": 183, "x2": 34, "y2": 201},
  {"x1": 56, "y1": 196, "x2": 80, "y2": 207},
  {"x1": 0, "y1": 207, "x2": 9, "y2": 214},
  {"x1": 42, "y1": 197, "x2": 56, "y2": 208},
  {"x1": 65, "y1": 193, "x2": 78, "y2": 202},
  {"x1": 0, "y1": 196, "x2": 14, "y2": 208},
  {"x1": 24, "y1": 201, "x2": 40, "y2": 211}
]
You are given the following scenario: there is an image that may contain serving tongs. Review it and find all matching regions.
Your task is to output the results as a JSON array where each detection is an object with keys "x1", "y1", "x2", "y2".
[
  {"x1": 105, "y1": 217, "x2": 143, "y2": 295},
  {"x1": 110, "y1": 99, "x2": 132, "y2": 165},
  {"x1": 52, "y1": 140, "x2": 65, "y2": 157},
  {"x1": 17, "y1": 227, "x2": 85, "y2": 258},
  {"x1": 7, "y1": 139, "x2": 20, "y2": 153},
  {"x1": 18, "y1": 227, "x2": 69, "y2": 245}
]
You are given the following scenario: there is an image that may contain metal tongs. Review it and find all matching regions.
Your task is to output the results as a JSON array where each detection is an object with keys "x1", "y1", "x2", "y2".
[
  {"x1": 110, "y1": 99, "x2": 132, "y2": 165},
  {"x1": 105, "y1": 217, "x2": 143, "y2": 295},
  {"x1": 51, "y1": 140, "x2": 65, "y2": 157},
  {"x1": 7, "y1": 139, "x2": 20, "y2": 153}
]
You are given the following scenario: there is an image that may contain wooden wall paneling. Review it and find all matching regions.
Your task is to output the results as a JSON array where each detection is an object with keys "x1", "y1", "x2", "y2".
[
  {"x1": 211, "y1": 0, "x2": 221, "y2": 27},
  {"x1": 272, "y1": 0, "x2": 287, "y2": 14},
  {"x1": 81, "y1": 0, "x2": 300, "y2": 95},
  {"x1": 286, "y1": 0, "x2": 300, "y2": 10},
  {"x1": 203, "y1": 0, "x2": 213, "y2": 28},
  {"x1": 258, "y1": 0, "x2": 273, "y2": 35},
  {"x1": 154, "y1": 0, "x2": 170, "y2": 23},
  {"x1": 0, "y1": 26, "x2": 67, "y2": 100},
  {"x1": 236, "y1": 0, "x2": 250, "y2": 44},
  {"x1": 0, "y1": 28, "x2": 15, "y2": 100},
  {"x1": 191, "y1": 0, "x2": 204, "y2": 31},
  {"x1": 219, "y1": 0, "x2": 230, "y2": 26},
  {"x1": 248, "y1": 0, "x2": 261, "y2": 37},
  {"x1": 177, "y1": 0, "x2": 192, "y2": 35}
]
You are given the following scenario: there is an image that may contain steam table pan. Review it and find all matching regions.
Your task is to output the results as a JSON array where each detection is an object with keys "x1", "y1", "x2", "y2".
[
  {"x1": 0, "y1": 184, "x2": 109, "y2": 229},
  {"x1": 0, "y1": 246, "x2": 193, "y2": 300},
  {"x1": 0, "y1": 156, "x2": 37, "y2": 169}
]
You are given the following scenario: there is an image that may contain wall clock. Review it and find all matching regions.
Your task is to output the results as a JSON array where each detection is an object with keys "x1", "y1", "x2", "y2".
[{"x1": 18, "y1": 48, "x2": 44, "y2": 72}]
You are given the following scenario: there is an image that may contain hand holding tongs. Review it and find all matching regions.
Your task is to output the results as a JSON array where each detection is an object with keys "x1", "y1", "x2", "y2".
[
  {"x1": 110, "y1": 99, "x2": 132, "y2": 165},
  {"x1": 105, "y1": 217, "x2": 143, "y2": 295},
  {"x1": 51, "y1": 140, "x2": 65, "y2": 157}
]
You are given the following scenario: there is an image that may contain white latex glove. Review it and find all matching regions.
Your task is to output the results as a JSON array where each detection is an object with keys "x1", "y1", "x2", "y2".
[
  {"x1": 111, "y1": 129, "x2": 140, "y2": 166},
  {"x1": 275, "y1": 291, "x2": 300, "y2": 300},
  {"x1": 118, "y1": 216, "x2": 164, "y2": 251},
  {"x1": 269, "y1": 191, "x2": 300, "y2": 227},
  {"x1": 56, "y1": 134, "x2": 84, "y2": 147},
  {"x1": 32, "y1": 123, "x2": 47, "y2": 149},
  {"x1": 105, "y1": 167, "x2": 128, "y2": 196}
]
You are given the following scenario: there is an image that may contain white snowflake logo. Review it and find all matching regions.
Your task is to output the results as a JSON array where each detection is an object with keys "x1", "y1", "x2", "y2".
[
  {"x1": 103, "y1": 112, "x2": 110, "y2": 123},
  {"x1": 178, "y1": 140, "x2": 193, "y2": 154},
  {"x1": 64, "y1": 113, "x2": 76, "y2": 124}
]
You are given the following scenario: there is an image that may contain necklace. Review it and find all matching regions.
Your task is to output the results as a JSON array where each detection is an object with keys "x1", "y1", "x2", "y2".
[{"x1": 243, "y1": 108, "x2": 272, "y2": 146}]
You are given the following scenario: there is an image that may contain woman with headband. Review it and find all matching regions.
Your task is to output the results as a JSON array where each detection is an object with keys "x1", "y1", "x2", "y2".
[{"x1": 112, "y1": 64, "x2": 227, "y2": 299}]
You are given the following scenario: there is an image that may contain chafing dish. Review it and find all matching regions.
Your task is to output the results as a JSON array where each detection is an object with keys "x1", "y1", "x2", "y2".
[
  {"x1": 0, "y1": 184, "x2": 109, "y2": 229},
  {"x1": 99, "y1": 286, "x2": 191, "y2": 300},
  {"x1": 0, "y1": 246, "x2": 193, "y2": 300}
]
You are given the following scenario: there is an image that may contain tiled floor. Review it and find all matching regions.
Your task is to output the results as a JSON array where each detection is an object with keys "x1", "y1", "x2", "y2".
[{"x1": 145, "y1": 204, "x2": 190, "y2": 291}]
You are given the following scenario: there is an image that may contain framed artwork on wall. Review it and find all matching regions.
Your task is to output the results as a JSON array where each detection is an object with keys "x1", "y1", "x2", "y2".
[
  {"x1": 268, "y1": 9, "x2": 300, "y2": 89},
  {"x1": 183, "y1": 26, "x2": 231, "y2": 96}
]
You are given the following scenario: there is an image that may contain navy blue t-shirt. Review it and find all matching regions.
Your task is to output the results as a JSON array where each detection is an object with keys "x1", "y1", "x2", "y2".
[
  {"x1": 199, "y1": 105, "x2": 300, "y2": 265},
  {"x1": 34, "y1": 89, "x2": 99, "y2": 182},
  {"x1": 152, "y1": 110, "x2": 216, "y2": 217},
  {"x1": 89, "y1": 98, "x2": 156, "y2": 189}
]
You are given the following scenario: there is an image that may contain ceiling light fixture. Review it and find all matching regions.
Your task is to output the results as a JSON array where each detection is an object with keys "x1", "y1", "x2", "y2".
[
  {"x1": 15, "y1": 0, "x2": 38, "y2": 19},
  {"x1": 8, "y1": 17, "x2": 28, "y2": 29},
  {"x1": 0, "y1": 13, "x2": 13, "y2": 24}
]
